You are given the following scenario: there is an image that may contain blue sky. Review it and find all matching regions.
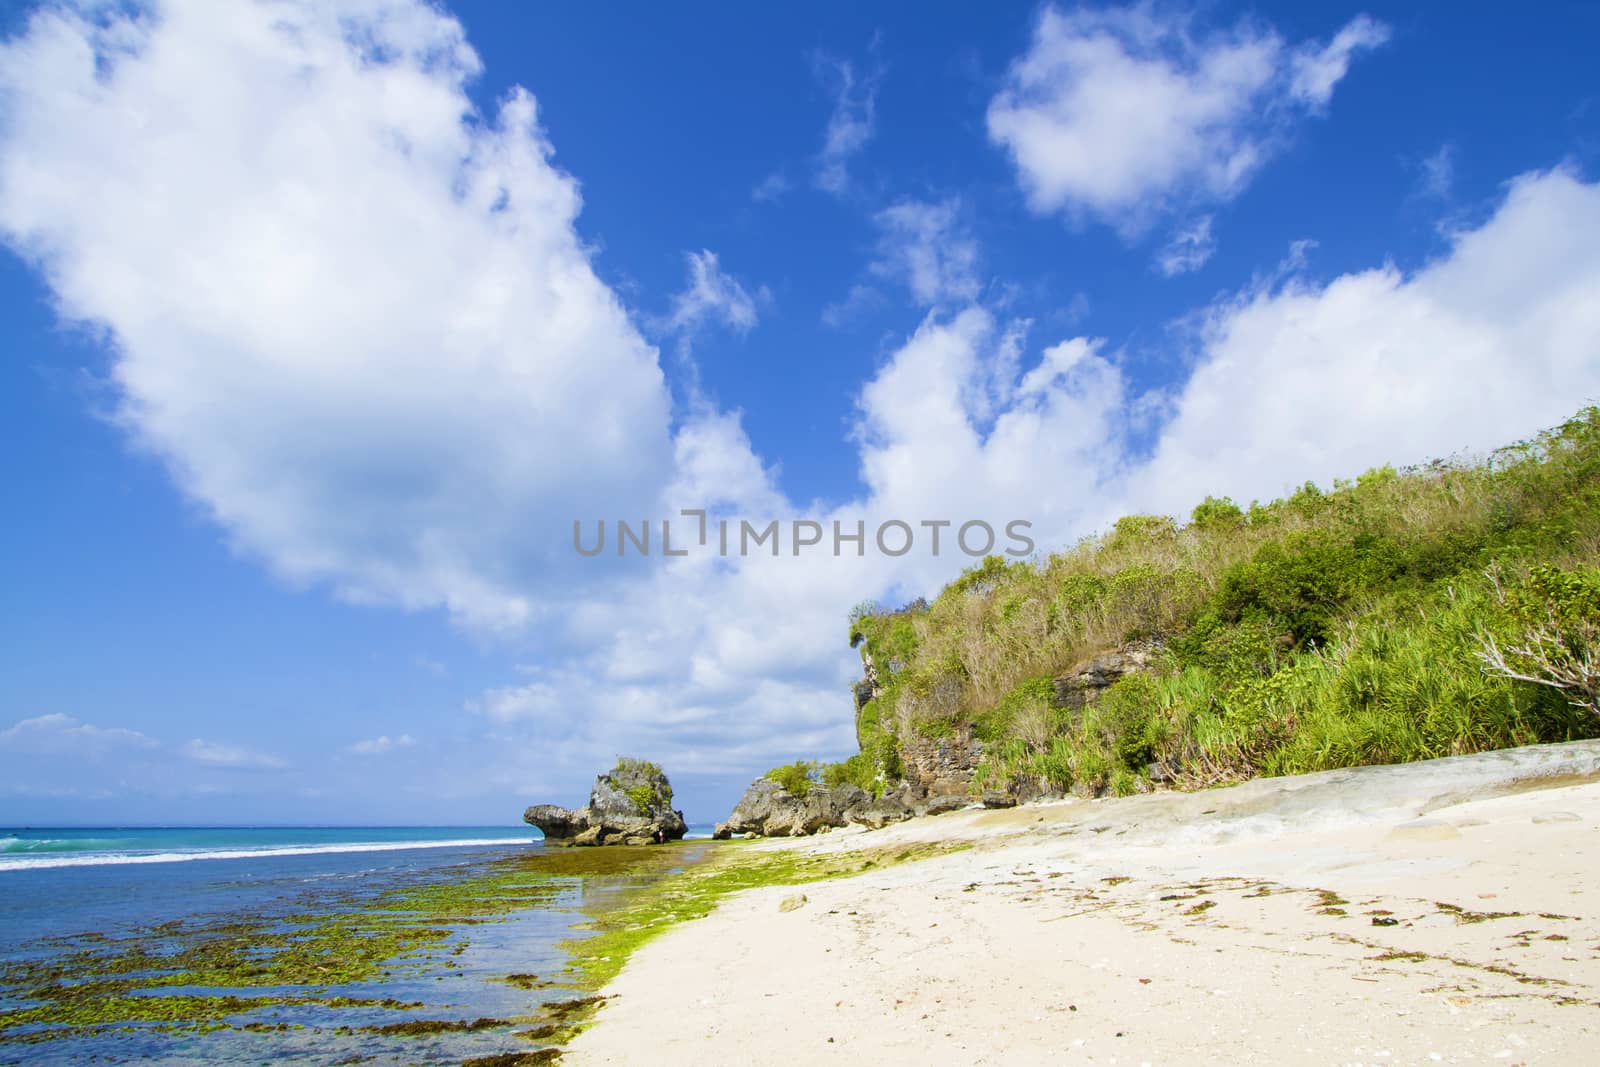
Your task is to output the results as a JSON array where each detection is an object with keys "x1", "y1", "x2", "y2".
[{"x1": 1, "y1": 0, "x2": 1597, "y2": 826}]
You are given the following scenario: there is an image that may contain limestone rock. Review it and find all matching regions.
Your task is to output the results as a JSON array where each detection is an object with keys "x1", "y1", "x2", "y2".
[
  {"x1": 899, "y1": 724, "x2": 985, "y2": 799},
  {"x1": 919, "y1": 794, "x2": 971, "y2": 817},
  {"x1": 523, "y1": 757, "x2": 688, "y2": 846},
  {"x1": 720, "y1": 776, "x2": 913, "y2": 836},
  {"x1": 722, "y1": 778, "x2": 787, "y2": 834},
  {"x1": 1053, "y1": 645, "x2": 1155, "y2": 710}
]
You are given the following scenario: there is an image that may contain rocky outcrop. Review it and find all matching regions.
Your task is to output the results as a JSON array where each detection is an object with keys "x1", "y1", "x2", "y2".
[
  {"x1": 1052, "y1": 644, "x2": 1156, "y2": 710},
  {"x1": 524, "y1": 758, "x2": 687, "y2": 846},
  {"x1": 713, "y1": 778, "x2": 975, "y2": 838},
  {"x1": 852, "y1": 647, "x2": 885, "y2": 749},
  {"x1": 900, "y1": 723, "x2": 985, "y2": 798}
]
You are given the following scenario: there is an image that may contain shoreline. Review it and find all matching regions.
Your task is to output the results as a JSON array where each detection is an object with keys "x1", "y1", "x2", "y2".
[{"x1": 564, "y1": 741, "x2": 1600, "y2": 1064}]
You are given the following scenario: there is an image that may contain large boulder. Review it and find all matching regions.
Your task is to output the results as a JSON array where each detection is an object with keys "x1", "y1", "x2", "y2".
[
  {"x1": 852, "y1": 786, "x2": 918, "y2": 829},
  {"x1": 714, "y1": 778, "x2": 914, "y2": 838},
  {"x1": 716, "y1": 771, "x2": 985, "y2": 838},
  {"x1": 523, "y1": 758, "x2": 688, "y2": 846}
]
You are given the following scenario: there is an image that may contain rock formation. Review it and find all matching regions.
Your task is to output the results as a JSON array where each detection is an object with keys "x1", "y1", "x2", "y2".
[
  {"x1": 713, "y1": 778, "x2": 977, "y2": 838},
  {"x1": 524, "y1": 758, "x2": 687, "y2": 846},
  {"x1": 1051, "y1": 644, "x2": 1155, "y2": 711},
  {"x1": 898, "y1": 723, "x2": 985, "y2": 799}
]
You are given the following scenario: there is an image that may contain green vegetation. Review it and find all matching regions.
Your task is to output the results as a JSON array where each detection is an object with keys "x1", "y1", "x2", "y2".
[
  {"x1": 763, "y1": 760, "x2": 821, "y2": 797},
  {"x1": 610, "y1": 756, "x2": 672, "y2": 814},
  {"x1": 560, "y1": 839, "x2": 970, "y2": 988},
  {"x1": 839, "y1": 409, "x2": 1600, "y2": 798}
]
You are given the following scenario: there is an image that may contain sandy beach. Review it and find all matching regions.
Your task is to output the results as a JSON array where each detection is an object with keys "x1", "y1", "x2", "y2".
[{"x1": 567, "y1": 742, "x2": 1600, "y2": 1065}]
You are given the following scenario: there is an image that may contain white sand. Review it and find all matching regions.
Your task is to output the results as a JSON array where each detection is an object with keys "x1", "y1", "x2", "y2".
[{"x1": 565, "y1": 743, "x2": 1600, "y2": 1065}]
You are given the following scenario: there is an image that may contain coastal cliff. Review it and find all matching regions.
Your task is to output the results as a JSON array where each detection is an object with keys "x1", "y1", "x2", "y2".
[{"x1": 725, "y1": 409, "x2": 1600, "y2": 834}]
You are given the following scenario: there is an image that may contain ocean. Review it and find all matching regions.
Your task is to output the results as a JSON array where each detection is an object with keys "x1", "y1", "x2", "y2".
[{"x1": 0, "y1": 825, "x2": 715, "y2": 1063}]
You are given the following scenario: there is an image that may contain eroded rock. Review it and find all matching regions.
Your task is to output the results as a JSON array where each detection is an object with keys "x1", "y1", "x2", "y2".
[
  {"x1": 1052, "y1": 645, "x2": 1155, "y2": 710},
  {"x1": 523, "y1": 757, "x2": 687, "y2": 846}
]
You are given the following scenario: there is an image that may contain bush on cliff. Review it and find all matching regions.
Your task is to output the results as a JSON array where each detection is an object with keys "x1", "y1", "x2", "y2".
[
  {"x1": 611, "y1": 756, "x2": 672, "y2": 815},
  {"x1": 835, "y1": 408, "x2": 1600, "y2": 798},
  {"x1": 764, "y1": 761, "x2": 821, "y2": 797}
]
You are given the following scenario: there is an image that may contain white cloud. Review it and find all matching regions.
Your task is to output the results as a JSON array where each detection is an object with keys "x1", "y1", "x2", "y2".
[
  {"x1": 987, "y1": 6, "x2": 1388, "y2": 233},
  {"x1": 0, "y1": 0, "x2": 674, "y2": 630},
  {"x1": 0, "y1": 714, "x2": 157, "y2": 751},
  {"x1": 1129, "y1": 167, "x2": 1600, "y2": 515},
  {"x1": 475, "y1": 680, "x2": 562, "y2": 722},
  {"x1": 870, "y1": 199, "x2": 982, "y2": 306},
  {"x1": 1288, "y1": 15, "x2": 1391, "y2": 108},
  {"x1": 1156, "y1": 214, "x2": 1217, "y2": 275},
  {"x1": 812, "y1": 54, "x2": 878, "y2": 195},
  {"x1": 668, "y1": 250, "x2": 761, "y2": 335},
  {"x1": 180, "y1": 738, "x2": 288, "y2": 770},
  {"x1": 349, "y1": 734, "x2": 416, "y2": 755}
]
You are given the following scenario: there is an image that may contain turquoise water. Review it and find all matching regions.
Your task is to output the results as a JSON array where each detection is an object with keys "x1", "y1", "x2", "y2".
[
  {"x1": 0, "y1": 825, "x2": 541, "y2": 871},
  {"x1": 0, "y1": 824, "x2": 717, "y2": 871},
  {"x1": 0, "y1": 825, "x2": 716, "y2": 1063}
]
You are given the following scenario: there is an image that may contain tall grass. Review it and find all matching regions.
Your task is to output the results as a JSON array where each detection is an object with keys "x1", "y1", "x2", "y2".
[{"x1": 833, "y1": 408, "x2": 1600, "y2": 797}]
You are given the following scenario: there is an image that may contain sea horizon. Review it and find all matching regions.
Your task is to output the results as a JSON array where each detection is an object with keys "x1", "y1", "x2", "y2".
[{"x1": 0, "y1": 822, "x2": 719, "y2": 873}]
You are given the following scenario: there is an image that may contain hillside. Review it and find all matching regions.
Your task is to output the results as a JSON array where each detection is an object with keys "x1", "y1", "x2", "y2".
[{"x1": 771, "y1": 408, "x2": 1600, "y2": 806}]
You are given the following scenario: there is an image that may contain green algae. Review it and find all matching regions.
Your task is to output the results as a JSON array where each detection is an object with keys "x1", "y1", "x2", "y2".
[
  {"x1": 365, "y1": 1015, "x2": 511, "y2": 1036},
  {"x1": 1, "y1": 837, "x2": 971, "y2": 1059},
  {"x1": 0, "y1": 842, "x2": 697, "y2": 1048},
  {"x1": 559, "y1": 839, "x2": 971, "y2": 989},
  {"x1": 461, "y1": 1050, "x2": 562, "y2": 1066}
]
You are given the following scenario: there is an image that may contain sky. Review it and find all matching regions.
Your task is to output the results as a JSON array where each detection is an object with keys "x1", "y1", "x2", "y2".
[{"x1": 1, "y1": 0, "x2": 1597, "y2": 826}]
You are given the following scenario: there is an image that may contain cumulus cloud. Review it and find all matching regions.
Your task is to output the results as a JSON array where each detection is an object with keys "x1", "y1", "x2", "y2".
[
  {"x1": 812, "y1": 53, "x2": 878, "y2": 195},
  {"x1": 1156, "y1": 214, "x2": 1217, "y2": 275},
  {"x1": 0, "y1": 0, "x2": 673, "y2": 630},
  {"x1": 987, "y1": 5, "x2": 1388, "y2": 233},
  {"x1": 349, "y1": 734, "x2": 417, "y2": 755},
  {"x1": 870, "y1": 199, "x2": 982, "y2": 306},
  {"x1": 1129, "y1": 167, "x2": 1600, "y2": 515}
]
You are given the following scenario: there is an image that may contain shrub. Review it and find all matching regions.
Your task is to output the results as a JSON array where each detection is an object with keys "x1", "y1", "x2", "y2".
[
  {"x1": 1477, "y1": 564, "x2": 1600, "y2": 723},
  {"x1": 1191, "y1": 495, "x2": 1244, "y2": 530},
  {"x1": 820, "y1": 754, "x2": 877, "y2": 793},
  {"x1": 764, "y1": 761, "x2": 820, "y2": 798},
  {"x1": 610, "y1": 757, "x2": 671, "y2": 812},
  {"x1": 1096, "y1": 674, "x2": 1166, "y2": 771}
]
